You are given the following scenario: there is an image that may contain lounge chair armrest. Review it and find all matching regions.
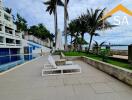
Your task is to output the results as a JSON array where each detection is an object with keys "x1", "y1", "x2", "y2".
[
  {"x1": 55, "y1": 59, "x2": 66, "y2": 66},
  {"x1": 44, "y1": 64, "x2": 54, "y2": 69}
]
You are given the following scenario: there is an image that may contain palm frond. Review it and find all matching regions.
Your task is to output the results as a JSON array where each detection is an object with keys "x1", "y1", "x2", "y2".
[
  {"x1": 96, "y1": 8, "x2": 106, "y2": 21},
  {"x1": 100, "y1": 41, "x2": 106, "y2": 46},
  {"x1": 57, "y1": 0, "x2": 64, "y2": 6},
  {"x1": 94, "y1": 33, "x2": 100, "y2": 36},
  {"x1": 94, "y1": 40, "x2": 98, "y2": 46}
]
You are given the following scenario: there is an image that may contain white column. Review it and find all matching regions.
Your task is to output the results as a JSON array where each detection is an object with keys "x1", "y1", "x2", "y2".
[
  {"x1": 20, "y1": 47, "x2": 24, "y2": 61},
  {"x1": 0, "y1": 0, "x2": 3, "y2": 9}
]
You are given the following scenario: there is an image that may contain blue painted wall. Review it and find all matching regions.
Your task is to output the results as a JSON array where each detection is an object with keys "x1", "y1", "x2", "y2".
[
  {"x1": 0, "y1": 48, "x2": 21, "y2": 65},
  {"x1": 24, "y1": 47, "x2": 33, "y2": 61}
]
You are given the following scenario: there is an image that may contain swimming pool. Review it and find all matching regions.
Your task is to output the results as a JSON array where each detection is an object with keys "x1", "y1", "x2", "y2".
[{"x1": 0, "y1": 54, "x2": 40, "y2": 73}]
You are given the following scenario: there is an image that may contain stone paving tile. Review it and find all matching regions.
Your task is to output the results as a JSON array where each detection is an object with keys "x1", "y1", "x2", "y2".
[
  {"x1": 56, "y1": 85, "x2": 75, "y2": 99},
  {"x1": 107, "y1": 81, "x2": 132, "y2": 92},
  {"x1": 115, "y1": 91, "x2": 132, "y2": 100},
  {"x1": 73, "y1": 84, "x2": 95, "y2": 94},
  {"x1": 73, "y1": 84, "x2": 95, "y2": 100},
  {"x1": 79, "y1": 76, "x2": 95, "y2": 84},
  {"x1": 43, "y1": 75, "x2": 57, "y2": 80},
  {"x1": 103, "y1": 74, "x2": 120, "y2": 82},
  {"x1": 63, "y1": 77, "x2": 81, "y2": 85},
  {"x1": 94, "y1": 92, "x2": 119, "y2": 100},
  {"x1": 42, "y1": 87, "x2": 58, "y2": 100},
  {"x1": 90, "y1": 82, "x2": 114, "y2": 93},
  {"x1": 92, "y1": 76, "x2": 110, "y2": 83},
  {"x1": 45, "y1": 79, "x2": 64, "y2": 87}
]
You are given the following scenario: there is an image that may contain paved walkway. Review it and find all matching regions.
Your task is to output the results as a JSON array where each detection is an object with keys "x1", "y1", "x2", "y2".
[
  {"x1": 0, "y1": 56, "x2": 132, "y2": 100},
  {"x1": 112, "y1": 55, "x2": 128, "y2": 60}
]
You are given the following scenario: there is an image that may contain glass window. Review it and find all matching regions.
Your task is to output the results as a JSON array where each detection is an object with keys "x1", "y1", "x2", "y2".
[
  {"x1": 4, "y1": 14, "x2": 10, "y2": 21},
  {"x1": 0, "y1": 11, "x2": 1, "y2": 17},
  {"x1": 0, "y1": 25, "x2": 2, "y2": 31},
  {"x1": 0, "y1": 36, "x2": 3, "y2": 43}
]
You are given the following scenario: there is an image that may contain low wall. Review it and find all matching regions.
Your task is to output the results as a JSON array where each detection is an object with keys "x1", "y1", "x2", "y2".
[
  {"x1": 61, "y1": 53, "x2": 132, "y2": 86},
  {"x1": 60, "y1": 52, "x2": 81, "y2": 61}
]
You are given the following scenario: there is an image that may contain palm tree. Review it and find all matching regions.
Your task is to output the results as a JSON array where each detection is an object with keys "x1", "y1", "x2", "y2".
[
  {"x1": 15, "y1": 13, "x2": 28, "y2": 32},
  {"x1": 93, "y1": 41, "x2": 106, "y2": 54},
  {"x1": 67, "y1": 19, "x2": 77, "y2": 45},
  {"x1": 85, "y1": 8, "x2": 116, "y2": 53},
  {"x1": 44, "y1": 0, "x2": 63, "y2": 46},
  {"x1": 72, "y1": 37, "x2": 88, "y2": 51},
  {"x1": 78, "y1": 15, "x2": 87, "y2": 50},
  {"x1": 28, "y1": 23, "x2": 53, "y2": 41},
  {"x1": 4, "y1": 7, "x2": 12, "y2": 14},
  {"x1": 67, "y1": 19, "x2": 81, "y2": 51},
  {"x1": 64, "y1": 0, "x2": 69, "y2": 51},
  {"x1": 68, "y1": 16, "x2": 87, "y2": 51}
]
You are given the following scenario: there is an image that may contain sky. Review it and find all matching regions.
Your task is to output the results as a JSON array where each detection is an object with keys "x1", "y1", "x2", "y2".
[{"x1": 3, "y1": 0, "x2": 132, "y2": 45}]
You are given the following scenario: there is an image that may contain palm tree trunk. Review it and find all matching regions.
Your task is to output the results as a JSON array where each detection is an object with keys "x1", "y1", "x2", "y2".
[
  {"x1": 64, "y1": 0, "x2": 68, "y2": 51},
  {"x1": 81, "y1": 33, "x2": 84, "y2": 51},
  {"x1": 75, "y1": 37, "x2": 77, "y2": 51},
  {"x1": 88, "y1": 35, "x2": 93, "y2": 53},
  {"x1": 55, "y1": 2, "x2": 58, "y2": 48},
  {"x1": 71, "y1": 35, "x2": 73, "y2": 45},
  {"x1": 71, "y1": 35, "x2": 74, "y2": 51}
]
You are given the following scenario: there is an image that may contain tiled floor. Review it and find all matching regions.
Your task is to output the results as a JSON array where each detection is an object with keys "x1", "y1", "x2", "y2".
[{"x1": 0, "y1": 55, "x2": 132, "y2": 100}]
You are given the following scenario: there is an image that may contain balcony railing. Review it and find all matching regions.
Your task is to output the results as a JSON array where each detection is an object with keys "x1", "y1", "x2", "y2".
[
  {"x1": 5, "y1": 32, "x2": 13, "y2": 36},
  {"x1": 0, "y1": 42, "x2": 4, "y2": 46},
  {"x1": 6, "y1": 43, "x2": 15, "y2": 46},
  {"x1": 0, "y1": 31, "x2": 4, "y2": 34},
  {"x1": 16, "y1": 44, "x2": 22, "y2": 46},
  {"x1": 15, "y1": 32, "x2": 21, "y2": 38},
  {"x1": 25, "y1": 35, "x2": 50, "y2": 47}
]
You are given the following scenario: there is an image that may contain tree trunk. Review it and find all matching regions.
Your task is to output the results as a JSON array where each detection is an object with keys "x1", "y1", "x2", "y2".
[
  {"x1": 75, "y1": 38, "x2": 78, "y2": 51},
  {"x1": 81, "y1": 33, "x2": 84, "y2": 51},
  {"x1": 70, "y1": 35, "x2": 72, "y2": 44},
  {"x1": 75, "y1": 32, "x2": 78, "y2": 51},
  {"x1": 88, "y1": 35, "x2": 93, "y2": 53},
  {"x1": 71, "y1": 35, "x2": 73, "y2": 51},
  {"x1": 55, "y1": 3, "x2": 58, "y2": 48},
  {"x1": 64, "y1": 0, "x2": 68, "y2": 51}
]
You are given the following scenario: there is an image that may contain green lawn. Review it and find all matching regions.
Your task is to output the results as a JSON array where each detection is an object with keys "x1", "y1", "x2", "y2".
[{"x1": 63, "y1": 51, "x2": 132, "y2": 70}]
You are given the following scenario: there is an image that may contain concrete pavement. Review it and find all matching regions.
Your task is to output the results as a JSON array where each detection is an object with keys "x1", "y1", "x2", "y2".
[{"x1": 0, "y1": 56, "x2": 132, "y2": 100}]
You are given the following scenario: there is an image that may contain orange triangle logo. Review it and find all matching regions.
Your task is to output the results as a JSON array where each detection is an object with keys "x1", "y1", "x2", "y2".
[{"x1": 102, "y1": 4, "x2": 132, "y2": 20}]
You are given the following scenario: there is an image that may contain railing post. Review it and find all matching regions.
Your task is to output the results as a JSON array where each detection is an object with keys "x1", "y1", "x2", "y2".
[
  {"x1": 9, "y1": 48, "x2": 11, "y2": 62},
  {"x1": 128, "y1": 45, "x2": 132, "y2": 65}
]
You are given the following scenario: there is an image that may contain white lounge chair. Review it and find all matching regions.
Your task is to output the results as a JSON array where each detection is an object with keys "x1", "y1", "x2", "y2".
[
  {"x1": 42, "y1": 55, "x2": 81, "y2": 76},
  {"x1": 55, "y1": 58, "x2": 73, "y2": 65}
]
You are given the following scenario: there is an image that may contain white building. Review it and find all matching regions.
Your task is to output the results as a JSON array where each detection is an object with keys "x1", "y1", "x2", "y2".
[
  {"x1": 0, "y1": 0, "x2": 23, "y2": 67},
  {"x1": 24, "y1": 35, "x2": 53, "y2": 48},
  {"x1": 0, "y1": 0, "x2": 22, "y2": 48},
  {"x1": 0, "y1": 0, "x2": 51, "y2": 71}
]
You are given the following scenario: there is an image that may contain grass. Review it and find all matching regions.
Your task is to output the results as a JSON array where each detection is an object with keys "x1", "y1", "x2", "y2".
[{"x1": 63, "y1": 51, "x2": 132, "y2": 70}]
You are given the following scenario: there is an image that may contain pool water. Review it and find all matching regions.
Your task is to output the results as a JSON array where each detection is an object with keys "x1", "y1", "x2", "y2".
[{"x1": 0, "y1": 56, "x2": 38, "y2": 73}]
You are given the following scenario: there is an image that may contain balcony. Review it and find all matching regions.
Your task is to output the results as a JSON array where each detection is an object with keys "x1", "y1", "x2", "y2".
[
  {"x1": 6, "y1": 43, "x2": 15, "y2": 46},
  {"x1": 4, "y1": 14, "x2": 11, "y2": 22},
  {"x1": 0, "y1": 36, "x2": 4, "y2": 43},
  {"x1": 15, "y1": 31, "x2": 21, "y2": 38},
  {"x1": 0, "y1": 24, "x2": 3, "y2": 35},
  {"x1": 6, "y1": 38, "x2": 15, "y2": 46},
  {"x1": 16, "y1": 40, "x2": 22, "y2": 46},
  {"x1": 0, "y1": 42, "x2": 4, "y2": 46},
  {"x1": 5, "y1": 26, "x2": 13, "y2": 36}
]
